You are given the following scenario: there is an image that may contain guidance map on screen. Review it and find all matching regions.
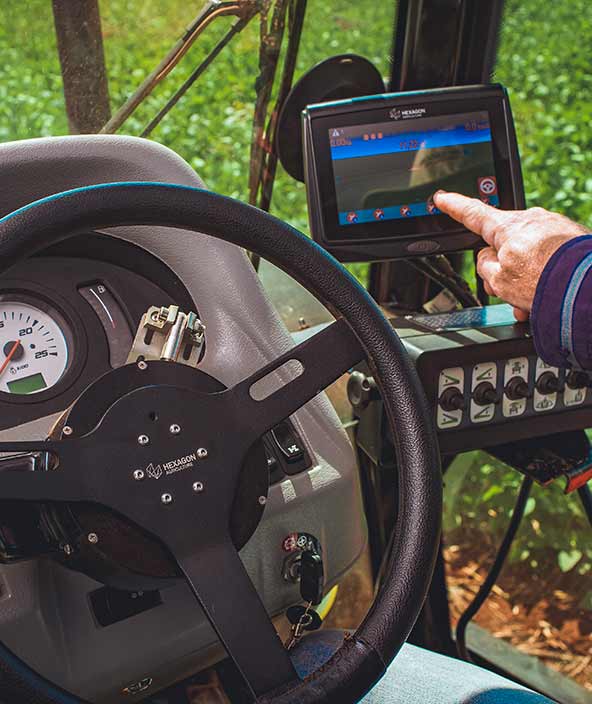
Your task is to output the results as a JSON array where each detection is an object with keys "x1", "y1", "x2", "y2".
[{"x1": 329, "y1": 111, "x2": 498, "y2": 227}]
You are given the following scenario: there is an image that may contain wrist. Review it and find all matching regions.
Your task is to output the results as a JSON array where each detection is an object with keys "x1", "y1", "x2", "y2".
[{"x1": 531, "y1": 235, "x2": 592, "y2": 367}]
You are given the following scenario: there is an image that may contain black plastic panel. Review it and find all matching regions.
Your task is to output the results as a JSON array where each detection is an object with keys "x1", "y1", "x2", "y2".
[{"x1": 89, "y1": 586, "x2": 162, "y2": 628}]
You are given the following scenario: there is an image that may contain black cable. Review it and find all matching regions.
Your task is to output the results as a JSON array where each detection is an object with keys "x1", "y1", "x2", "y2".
[
  {"x1": 456, "y1": 476, "x2": 533, "y2": 662},
  {"x1": 578, "y1": 482, "x2": 592, "y2": 528},
  {"x1": 474, "y1": 249, "x2": 490, "y2": 306},
  {"x1": 409, "y1": 256, "x2": 480, "y2": 309}
]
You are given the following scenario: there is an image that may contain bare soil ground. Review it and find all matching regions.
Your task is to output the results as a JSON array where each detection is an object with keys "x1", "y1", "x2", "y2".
[{"x1": 444, "y1": 539, "x2": 592, "y2": 692}]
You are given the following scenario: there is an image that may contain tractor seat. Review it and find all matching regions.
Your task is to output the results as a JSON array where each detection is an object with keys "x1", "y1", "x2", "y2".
[{"x1": 291, "y1": 631, "x2": 556, "y2": 703}]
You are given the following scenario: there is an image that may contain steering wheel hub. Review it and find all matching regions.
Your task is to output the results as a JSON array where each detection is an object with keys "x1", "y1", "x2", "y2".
[{"x1": 47, "y1": 360, "x2": 269, "y2": 590}]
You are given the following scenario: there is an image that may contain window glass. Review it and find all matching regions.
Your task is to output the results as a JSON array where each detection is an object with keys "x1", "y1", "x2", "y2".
[
  {"x1": 0, "y1": 2, "x2": 66, "y2": 140},
  {"x1": 1, "y1": 1, "x2": 394, "y2": 291},
  {"x1": 494, "y1": 0, "x2": 592, "y2": 225},
  {"x1": 444, "y1": 453, "x2": 592, "y2": 699},
  {"x1": 270, "y1": 2, "x2": 395, "y2": 232},
  {"x1": 444, "y1": 5, "x2": 592, "y2": 697},
  {"x1": 0, "y1": 1, "x2": 395, "y2": 236}
]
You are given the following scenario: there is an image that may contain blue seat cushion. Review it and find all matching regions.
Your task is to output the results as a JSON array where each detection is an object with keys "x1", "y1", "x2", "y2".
[{"x1": 290, "y1": 631, "x2": 556, "y2": 703}]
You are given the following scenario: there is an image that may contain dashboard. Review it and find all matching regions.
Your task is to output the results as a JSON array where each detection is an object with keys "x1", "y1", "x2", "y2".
[
  {"x1": 0, "y1": 135, "x2": 365, "y2": 702},
  {"x1": 0, "y1": 235, "x2": 194, "y2": 430}
]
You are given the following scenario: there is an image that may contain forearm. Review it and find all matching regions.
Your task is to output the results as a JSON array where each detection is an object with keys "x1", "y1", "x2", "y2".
[{"x1": 531, "y1": 235, "x2": 592, "y2": 369}]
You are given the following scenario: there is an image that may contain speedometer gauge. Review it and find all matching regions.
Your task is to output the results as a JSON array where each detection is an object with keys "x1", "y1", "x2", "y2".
[{"x1": 0, "y1": 298, "x2": 71, "y2": 395}]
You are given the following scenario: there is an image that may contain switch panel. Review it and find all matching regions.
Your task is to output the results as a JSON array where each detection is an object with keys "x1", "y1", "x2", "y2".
[
  {"x1": 350, "y1": 307, "x2": 592, "y2": 458},
  {"x1": 433, "y1": 356, "x2": 591, "y2": 430},
  {"x1": 380, "y1": 306, "x2": 592, "y2": 454},
  {"x1": 429, "y1": 353, "x2": 592, "y2": 453}
]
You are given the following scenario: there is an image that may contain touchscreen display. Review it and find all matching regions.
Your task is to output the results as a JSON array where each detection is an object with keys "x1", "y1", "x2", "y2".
[{"x1": 329, "y1": 111, "x2": 498, "y2": 227}]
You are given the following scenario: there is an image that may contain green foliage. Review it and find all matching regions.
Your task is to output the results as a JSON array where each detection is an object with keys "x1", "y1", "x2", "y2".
[
  {"x1": 0, "y1": 0, "x2": 395, "y2": 285},
  {"x1": 443, "y1": 452, "x2": 592, "y2": 575},
  {"x1": 495, "y1": 0, "x2": 592, "y2": 227},
  {"x1": 2, "y1": 0, "x2": 590, "y2": 272}
]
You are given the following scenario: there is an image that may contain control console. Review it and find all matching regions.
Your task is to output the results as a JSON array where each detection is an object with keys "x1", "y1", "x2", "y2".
[{"x1": 350, "y1": 305, "x2": 592, "y2": 456}]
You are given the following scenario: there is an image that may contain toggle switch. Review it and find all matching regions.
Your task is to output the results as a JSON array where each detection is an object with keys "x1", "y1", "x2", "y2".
[{"x1": 505, "y1": 377, "x2": 529, "y2": 401}]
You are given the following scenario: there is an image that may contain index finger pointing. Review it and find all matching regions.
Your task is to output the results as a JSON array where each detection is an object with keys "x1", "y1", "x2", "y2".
[{"x1": 433, "y1": 191, "x2": 508, "y2": 246}]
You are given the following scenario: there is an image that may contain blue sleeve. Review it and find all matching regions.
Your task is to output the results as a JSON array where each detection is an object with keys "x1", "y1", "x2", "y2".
[{"x1": 531, "y1": 235, "x2": 592, "y2": 369}]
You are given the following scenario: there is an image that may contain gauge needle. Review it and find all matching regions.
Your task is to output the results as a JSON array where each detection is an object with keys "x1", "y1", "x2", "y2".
[{"x1": 0, "y1": 340, "x2": 22, "y2": 378}]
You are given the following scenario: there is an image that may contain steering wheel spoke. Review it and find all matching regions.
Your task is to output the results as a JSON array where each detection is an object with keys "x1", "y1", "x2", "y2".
[
  {"x1": 174, "y1": 537, "x2": 298, "y2": 698},
  {"x1": 0, "y1": 439, "x2": 89, "y2": 502},
  {"x1": 228, "y1": 318, "x2": 364, "y2": 440}
]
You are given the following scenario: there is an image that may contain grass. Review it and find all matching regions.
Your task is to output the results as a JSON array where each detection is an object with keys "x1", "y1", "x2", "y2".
[
  {"x1": 495, "y1": 0, "x2": 592, "y2": 225},
  {"x1": 2, "y1": 0, "x2": 590, "y2": 278},
  {"x1": 0, "y1": 0, "x2": 395, "y2": 235},
  {"x1": 0, "y1": 1, "x2": 590, "y2": 228}
]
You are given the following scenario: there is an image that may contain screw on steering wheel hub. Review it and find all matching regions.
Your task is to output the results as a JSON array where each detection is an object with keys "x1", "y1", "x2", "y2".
[{"x1": 44, "y1": 361, "x2": 269, "y2": 591}]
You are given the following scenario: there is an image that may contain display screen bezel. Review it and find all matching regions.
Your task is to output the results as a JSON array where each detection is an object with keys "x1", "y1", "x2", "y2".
[{"x1": 309, "y1": 93, "x2": 517, "y2": 245}]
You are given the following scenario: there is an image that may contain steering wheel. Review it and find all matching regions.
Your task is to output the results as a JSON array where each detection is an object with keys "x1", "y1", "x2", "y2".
[{"x1": 0, "y1": 183, "x2": 441, "y2": 704}]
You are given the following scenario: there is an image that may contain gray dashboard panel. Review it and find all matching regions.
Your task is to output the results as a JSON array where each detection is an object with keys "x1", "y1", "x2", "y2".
[{"x1": 0, "y1": 136, "x2": 366, "y2": 701}]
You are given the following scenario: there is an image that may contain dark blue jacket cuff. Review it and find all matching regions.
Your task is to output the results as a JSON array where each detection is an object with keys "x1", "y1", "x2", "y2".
[{"x1": 531, "y1": 235, "x2": 592, "y2": 369}]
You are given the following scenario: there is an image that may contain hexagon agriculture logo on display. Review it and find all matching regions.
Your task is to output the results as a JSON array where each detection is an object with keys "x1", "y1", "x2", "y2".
[{"x1": 389, "y1": 107, "x2": 427, "y2": 120}]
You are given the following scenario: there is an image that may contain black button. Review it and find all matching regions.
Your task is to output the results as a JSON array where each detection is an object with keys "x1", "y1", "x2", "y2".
[
  {"x1": 271, "y1": 422, "x2": 305, "y2": 463},
  {"x1": 566, "y1": 370, "x2": 589, "y2": 389}
]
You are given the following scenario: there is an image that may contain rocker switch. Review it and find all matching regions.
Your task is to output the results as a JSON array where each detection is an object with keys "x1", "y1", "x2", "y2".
[{"x1": 271, "y1": 422, "x2": 305, "y2": 463}]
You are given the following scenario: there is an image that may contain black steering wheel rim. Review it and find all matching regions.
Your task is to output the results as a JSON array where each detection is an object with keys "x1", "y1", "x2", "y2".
[{"x1": 0, "y1": 182, "x2": 442, "y2": 704}]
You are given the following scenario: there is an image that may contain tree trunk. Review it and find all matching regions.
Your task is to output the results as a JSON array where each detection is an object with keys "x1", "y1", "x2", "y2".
[{"x1": 52, "y1": 0, "x2": 111, "y2": 134}]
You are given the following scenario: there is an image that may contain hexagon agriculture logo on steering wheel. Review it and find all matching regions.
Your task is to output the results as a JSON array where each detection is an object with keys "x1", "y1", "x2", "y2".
[{"x1": 146, "y1": 463, "x2": 163, "y2": 479}]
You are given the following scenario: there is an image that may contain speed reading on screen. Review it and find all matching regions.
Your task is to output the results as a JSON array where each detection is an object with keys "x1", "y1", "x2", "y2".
[{"x1": 0, "y1": 299, "x2": 70, "y2": 395}]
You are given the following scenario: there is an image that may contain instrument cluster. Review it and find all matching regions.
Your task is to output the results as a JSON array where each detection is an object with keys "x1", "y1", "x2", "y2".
[{"x1": 0, "y1": 235, "x2": 195, "y2": 431}]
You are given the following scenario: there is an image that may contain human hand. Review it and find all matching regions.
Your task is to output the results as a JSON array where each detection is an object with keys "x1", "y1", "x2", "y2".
[{"x1": 432, "y1": 191, "x2": 588, "y2": 321}]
